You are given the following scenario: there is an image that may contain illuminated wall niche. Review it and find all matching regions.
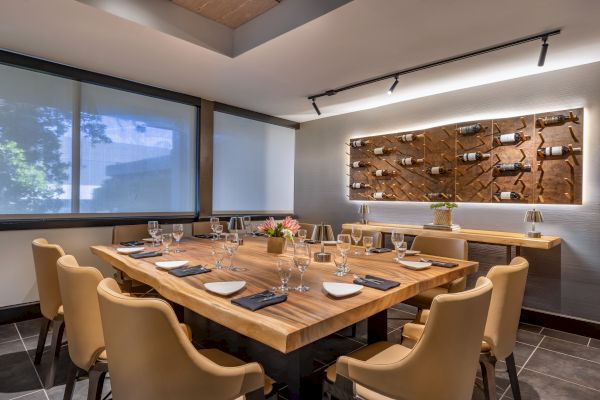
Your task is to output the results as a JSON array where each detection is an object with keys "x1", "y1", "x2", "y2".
[{"x1": 347, "y1": 108, "x2": 583, "y2": 205}]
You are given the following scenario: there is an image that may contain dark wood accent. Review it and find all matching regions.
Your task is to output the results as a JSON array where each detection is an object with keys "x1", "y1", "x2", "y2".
[
  {"x1": 367, "y1": 309, "x2": 388, "y2": 344},
  {"x1": 215, "y1": 102, "x2": 299, "y2": 130},
  {"x1": 34, "y1": 317, "x2": 51, "y2": 365},
  {"x1": 506, "y1": 353, "x2": 522, "y2": 400},
  {"x1": 521, "y1": 307, "x2": 600, "y2": 340},
  {"x1": 172, "y1": 0, "x2": 280, "y2": 29},
  {"x1": 0, "y1": 215, "x2": 195, "y2": 231},
  {"x1": 0, "y1": 301, "x2": 41, "y2": 324},
  {"x1": 45, "y1": 315, "x2": 65, "y2": 388},
  {"x1": 200, "y1": 99, "x2": 215, "y2": 217}
]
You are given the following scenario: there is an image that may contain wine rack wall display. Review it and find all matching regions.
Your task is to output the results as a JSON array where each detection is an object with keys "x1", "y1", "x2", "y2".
[{"x1": 347, "y1": 108, "x2": 583, "y2": 204}]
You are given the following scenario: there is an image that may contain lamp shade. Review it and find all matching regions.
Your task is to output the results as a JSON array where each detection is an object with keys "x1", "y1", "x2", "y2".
[{"x1": 524, "y1": 209, "x2": 544, "y2": 223}]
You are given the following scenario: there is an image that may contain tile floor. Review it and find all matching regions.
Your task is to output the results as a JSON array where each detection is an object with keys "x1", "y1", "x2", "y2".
[{"x1": 1, "y1": 305, "x2": 599, "y2": 400}]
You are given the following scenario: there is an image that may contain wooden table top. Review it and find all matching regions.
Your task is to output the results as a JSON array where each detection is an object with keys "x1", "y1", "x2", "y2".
[
  {"x1": 90, "y1": 237, "x2": 478, "y2": 354},
  {"x1": 342, "y1": 222, "x2": 561, "y2": 249}
]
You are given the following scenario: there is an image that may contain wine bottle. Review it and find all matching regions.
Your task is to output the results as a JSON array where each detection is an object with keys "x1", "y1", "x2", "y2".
[
  {"x1": 458, "y1": 152, "x2": 490, "y2": 162},
  {"x1": 350, "y1": 182, "x2": 372, "y2": 189},
  {"x1": 350, "y1": 139, "x2": 372, "y2": 148},
  {"x1": 398, "y1": 157, "x2": 424, "y2": 166},
  {"x1": 495, "y1": 132, "x2": 525, "y2": 145},
  {"x1": 426, "y1": 192, "x2": 449, "y2": 199},
  {"x1": 350, "y1": 161, "x2": 371, "y2": 168},
  {"x1": 371, "y1": 146, "x2": 394, "y2": 155},
  {"x1": 396, "y1": 133, "x2": 424, "y2": 142},
  {"x1": 456, "y1": 123, "x2": 484, "y2": 135},
  {"x1": 493, "y1": 162, "x2": 531, "y2": 173},
  {"x1": 494, "y1": 191, "x2": 524, "y2": 200},
  {"x1": 536, "y1": 112, "x2": 579, "y2": 129},
  {"x1": 537, "y1": 146, "x2": 582, "y2": 157},
  {"x1": 372, "y1": 169, "x2": 398, "y2": 177},
  {"x1": 371, "y1": 192, "x2": 396, "y2": 200},
  {"x1": 426, "y1": 166, "x2": 450, "y2": 175}
]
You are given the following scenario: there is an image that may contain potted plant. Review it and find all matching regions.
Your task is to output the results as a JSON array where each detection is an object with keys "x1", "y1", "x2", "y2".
[
  {"x1": 430, "y1": 202, "x2": 458, "y2": 226},
  {"x1": 258, "y1": 216, "x2": 300, "y2": 254}
]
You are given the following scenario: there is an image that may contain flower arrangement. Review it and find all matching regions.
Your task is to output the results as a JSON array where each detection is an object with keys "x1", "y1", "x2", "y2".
[{"x1": 258, "y1": 217, "x2": 299, "y2": 240}]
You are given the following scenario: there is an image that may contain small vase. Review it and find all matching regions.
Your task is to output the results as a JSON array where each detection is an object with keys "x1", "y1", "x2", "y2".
[
  {"x1": 267, "y1": 237, "x2": 287, "y2": 254},
  {"x1": 433, "y1": 209, "x2": 453, "y2": 226}
]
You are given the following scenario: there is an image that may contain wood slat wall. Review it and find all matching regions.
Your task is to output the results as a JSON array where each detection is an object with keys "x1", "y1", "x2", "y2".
[{"x1": 172, "y1": 0, "x2": 279, "y2": 28}]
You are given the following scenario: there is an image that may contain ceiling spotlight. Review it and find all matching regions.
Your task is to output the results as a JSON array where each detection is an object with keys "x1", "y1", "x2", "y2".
[
  {"x1": 311, "y1": 98, "x2": 321, "y2": 116},
  {"x1": 538, "y1": 35, "x2": 549, "y2": 67},
  {"x1": 387, "y1": 75, "x2": 399, "y2": 95}
]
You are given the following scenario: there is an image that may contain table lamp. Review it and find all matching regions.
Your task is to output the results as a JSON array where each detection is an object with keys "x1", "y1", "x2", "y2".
[
  {"x1": 524, "y1": 209, "x2": 543, "y2": 238},
  {"x1": 311, "y1": 222, "x2": 333, "y2": 262},
  {"x1": 359, "y1": 203, "x2": 370, "y2": 224}
]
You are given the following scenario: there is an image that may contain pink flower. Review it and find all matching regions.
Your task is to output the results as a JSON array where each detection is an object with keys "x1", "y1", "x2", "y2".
[
  {"x1": 257, "y1": 216, "x2": 299, "y2": 239},
  {"x1": 281, "y1": 216, "x2": 300, "y2": 234}
]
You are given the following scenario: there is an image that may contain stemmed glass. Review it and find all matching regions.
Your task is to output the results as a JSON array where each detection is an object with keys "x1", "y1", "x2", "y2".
[
  {"x1": 172, "y1": 224, "x2": 184, "y2": 253},
  {"x1": 333, "y1": 251, "x2": 348, "y2": 276},
  {"x1": 224, "y1": 233, "x2": 240, "y2": 271},
  {"x1": 293, "y1": 242, "x2": 311, "y2": 293},
  {"x1": 161, "y1": 233, "x2": 173, "y2": 254},
  {"x1": 395, "y1": 241, "x2": 408, "y2": 261},
  {"x1": 211, "y1": 241, "x2": 227, "y2": 270},
  {"x1": 297, "y1": 229, "x2": 307, "y2": 243},
  {"x1": 148, "y1": 221, "x2": 159, "y2": 247},
  {"x1": 276, "y1": 259, "x2": 293, "y2": 293},
  {"x1": 363, "y1": 236, "x2": 374, "y2": 256},
  {"x1": 336, "y1": 234, "x2": 352, "y2": 274},
  {"x1": 391, "y1": 230, "x2": 405, "y2": 262},
  {"x1": 210, "y1": 217, "x2": 220, "y2": 239},
  {"x1": 351, "y1": 227, "x2": 362, "y2": 255},
  {"x1": 213, "y1": 224, "x2": 224, "y2": 240}
]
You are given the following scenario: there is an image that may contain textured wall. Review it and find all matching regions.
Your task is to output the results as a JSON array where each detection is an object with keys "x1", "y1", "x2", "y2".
[{"x1": 295, "y1": 62, "x2": 600, "y2": 322}]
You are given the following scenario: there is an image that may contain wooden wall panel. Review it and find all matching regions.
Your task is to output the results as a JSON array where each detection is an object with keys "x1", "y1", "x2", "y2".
[{"x1": 455, "y1": 120, "x2": 493, "y2": 202}]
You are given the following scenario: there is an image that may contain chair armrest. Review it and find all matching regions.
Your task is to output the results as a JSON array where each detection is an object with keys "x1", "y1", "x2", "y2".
[{"x1": 402, "y1": 323, "x2": 425, "y2": 342}]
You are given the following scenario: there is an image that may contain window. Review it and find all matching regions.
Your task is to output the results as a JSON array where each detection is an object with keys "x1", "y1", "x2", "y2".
[
  {"x1": 0, "y1": 63, "x2": 197, "y2": 217},
  {"x1": 213, "y1": 112, "x2": 295, "y2": 214}
]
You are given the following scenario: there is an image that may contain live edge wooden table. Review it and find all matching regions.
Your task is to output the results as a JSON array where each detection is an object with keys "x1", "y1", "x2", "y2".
[
  {"x1": 91, "y1": 237, "x2": 477, "y2": 400},
  {"x1": 342, "y1": 222, "x2": 561, "y2": 263}
]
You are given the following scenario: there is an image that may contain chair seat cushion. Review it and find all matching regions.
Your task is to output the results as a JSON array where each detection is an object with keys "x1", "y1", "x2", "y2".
[{"x1": 403, "y1": 287, "x2": 449, "y2": 309}]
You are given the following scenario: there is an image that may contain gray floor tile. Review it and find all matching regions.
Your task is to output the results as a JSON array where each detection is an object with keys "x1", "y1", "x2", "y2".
[
  {"x1": 0, "y1": 324, "x2": 19, "y2": 344},
  {"x1": 0, "y1": 340, "x2": 43, "y2": 400},
  {"x1": 12, "y1": 390, "x2": 47, "y2": 400},
  {"x1": 16, "y1": 319, "x2": 44, "y2": 339},
  {"x1": 387, "y1": 308, "x2": 414, "y2": 331},
  {"x1": 46, "y1": 376, "x2": 112, "y2": 400},
  {"x1": 24, "y1": 337, "x2": 71, "y2": 388},
  {"x1": 525, "y1": 347, "x2": 600, "y2": 390},
  {"x1": 540, "y1": 327, "x2": 589, "y2": 345},
  {"x1": 518, "y1": 322, "x2": 543, "y2": 334},
  {"x1": 503, "y1": 368, "x2": 600, "y2": 400},
  {"x1": 390, "y1": 302, "x2": 417, "y2": 315},
  {"x1": 539, "y1": 336, "x2": 600, "y2": 364},
  {"x1": 516, "y1": 329, "x2": 543, "y2": 347},
  {"x1": 510, "y1": 341, "x2": 537, "y2": 367},
  {"x1": 589, "y1": 338, "x2": 600, "y2": 349}
]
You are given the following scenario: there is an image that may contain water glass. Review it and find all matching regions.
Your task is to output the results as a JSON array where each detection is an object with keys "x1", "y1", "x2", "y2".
[
  {"x1": 213, "y1": 224, "x2": 223, "y2": 240},
  {"x1": 363, "y1": 236, "x2": 374, "y2": 255},
  {"x1": 224, "y1": 233, "x2": 240, "y2": 270},
  {"x1": 394, "y1": 241, "x2": 408, "y2": 262},
  {"x1": 333, "y1": 251, "x2": 348, "y2": 276},
  {"x1": 161, "y1": 233, "x2": 173, "y2": 253},
  {"x1": 351, "y1": 226, "x2": 362, "y2": 255},
  {"x1": 276, "y1": 259, "x2": 293, "y2": 293},
  {"x1": 211, "y1": 241, "x2": 227, "y2": 270},
  {"x1": 243, "y1": 216, "x2": 252, "y2": 236},
  {"x1": 391, "y1": 230, "x2": 404, "y2": 248},
  {"x1": 172, "y1": 224, "x2": 184, "y2": 253},
  {"x1": 293, "y1": 242, "x2": 311, "y2": 292},
  {"x1": 336, "y1": 234, "x2": 352, "y2": 255},
  {"x1": 210, "y1": 217, "x2": 220, "y2": 238},
  {"x1": 148, "y1": 221, "x2": 159, "y2": 247},
  {"x1": 297, "y1": 229, "x2": 307, "y2": 243}
]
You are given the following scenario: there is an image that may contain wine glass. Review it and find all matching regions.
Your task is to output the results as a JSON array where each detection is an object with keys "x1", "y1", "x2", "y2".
[
  {"x1": 293, "y1": 242, "x2": 311, "y2": 292},
  {"x1": 276, "y1": 259, "x2": 293, "y2": 293},
  {"x1": 297, "y1": 229, "x2": 307, "y2": 243},
  {"x1": 172, "y1": 224, "x2": 184, "y2": 253},
  {"x1": 161, "y1": 233, "x2": 173, "y2": 254},
  {"x1": 363, "y1": 236, "x2": 374, "y2": 256},
  {"x1": 213, "y1": 224, "x2": 223, "y2": 240},
  {"x1": 210, "y1": 217, "x2": 219, "y2": 238},
  {"x1": 395, "y1": 241, "x2": 408, "y2": 262},
  {"x1": 148, "y1": 221, "x2": 159, "y2": 247},
  {"x1": 211, "y1": 241, "x2": 227, "y2": 270},
  {"x1": 337, "y1": 234, "x2": 352, "y2": 255},
  {"x1": 351, "y1": 227, "x2": 362, "y2": 255},
  {"x1": 333, "y1": 251, "x2": 348, "y2": 277},
  {"x1": 224, "y1": 233, "x2": 240, "y2": 271},
  {"x1": 391, "y1": 230, "x2": 404, "y2": 249},
  {"x1": 243, "y1": 216, "x2": 252, "y2": 236}
]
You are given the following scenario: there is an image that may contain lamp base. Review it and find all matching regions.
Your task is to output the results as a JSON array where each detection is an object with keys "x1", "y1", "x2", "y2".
[
  {"x1": 527, "y1": 231, "x2": 542, "y2": 238},
  {"x1": 314, "y1": 252, "x2": 332, "y2": 262}
]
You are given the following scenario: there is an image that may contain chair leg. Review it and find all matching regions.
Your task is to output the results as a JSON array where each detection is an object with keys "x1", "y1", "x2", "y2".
[
  {"x1": 479, "y1": 353, "x2": 498, "y2": 400},
  {"x1": 63, "y1": 360, "x2": 79, "y2": 400},
  {"x1": 45, "y1": 316, "x2": 65, "y2": 388},
  {"x1": 506, "y1": 353, "x2": 521, "y2": 400},
  {"x1": 350, "y1": 323, "x2": 357, "y2": 337},
  {"x1": 245, "y1": 387, "x2": 266, "y2": 400},
  {"x1": 87, "y1": 361, "x2": 108, "y2": 400},
  {"x1": 34, "y1": 317, "x2": 51, "y2": 365}
]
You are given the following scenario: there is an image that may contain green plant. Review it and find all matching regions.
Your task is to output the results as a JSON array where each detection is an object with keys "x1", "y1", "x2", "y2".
[{"x1": 430, "y1": 202, "x2": 458, "y2": 210}]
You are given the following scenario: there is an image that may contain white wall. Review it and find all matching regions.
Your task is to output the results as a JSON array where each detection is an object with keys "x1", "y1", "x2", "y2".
[{"x1": 295, "y1": 62, "x2": 600, "y2": 322}]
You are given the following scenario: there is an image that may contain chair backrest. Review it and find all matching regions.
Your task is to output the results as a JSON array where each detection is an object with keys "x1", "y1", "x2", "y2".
[
  {"x1": 484, "y1": 256, "x2": 529, "y2": 360},
  {"x1": 298, "y1": 223, "x2": 317, "y2": 239},
  {"x1": 411, "y1": 235, "x2": 468, "y2": 260},
  {"x1": 340, "y1": 229, "x2": 383, "y2": 248},
  {"x1": 310, "y1": 224, "x2": 335, "y2": 241},
  {"x1": 31, "y1": 238, "x2": 65, "y2": 320},
  {"x1": 112, "y1": 224, "x2": 149, "y2": 244},
  {"x1": 192, "y1": 221, "x2": 228, "y2": 235},
  {"x1": 97, "y1": 278, "x2": 263, "y2": 400},
  {"x1": 57, "y1": 255, "x2": 105, "y2": 371}
]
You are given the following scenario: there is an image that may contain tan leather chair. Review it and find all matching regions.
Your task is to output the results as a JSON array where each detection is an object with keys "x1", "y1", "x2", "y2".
[
  {"x1": 403, "y1": 257, "x2": 529, "y2": 400},
  {"x1": 31, "y1": 238, "x2": 66, "y2": 388},
  {"x1": 298, "y1": 223, "x2": 317, "y2": 239},
  {"x1": 310, "y1": 224, "x2": 335, "y2": 241},
  {"x1": 340, "y1": 228, "x2": 383, "y2": 248},
  {"x1": 192, "y1": 221, "x2": 228, "y2": 235},
  {"x1": 97, "y1": 278, "x2": 276, "y2": 400},
  {"x1": 403, "y1": 236, "x2": 468, "y2": 310},
  {"x1": 57, "y1": 255, "x2": 108, "y2": 400},
  {"x1": 323, "y1": 277, "x2": 493, "y2": 400},
  {"x1": 111, "y1": 224, "x2": 149, "y2": 244}
]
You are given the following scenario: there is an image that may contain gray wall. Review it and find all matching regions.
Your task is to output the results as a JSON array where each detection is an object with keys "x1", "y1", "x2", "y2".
[{"x1": 295, "y1": 62, "x2": 600, "y2": 322}]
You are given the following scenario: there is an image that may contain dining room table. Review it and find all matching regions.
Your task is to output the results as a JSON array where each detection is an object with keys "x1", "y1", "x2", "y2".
[{"x1": 90, "y1": 236, "x2": 478, "y2": 399}]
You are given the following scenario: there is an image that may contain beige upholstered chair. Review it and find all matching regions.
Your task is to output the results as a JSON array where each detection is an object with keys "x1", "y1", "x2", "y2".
[
  {"x1": 403, "y1": 236, "x2": 468, "y2": 310},
  {"x1": 403, "y1": 257, "x2": 529, "y2": 400},
  {"x1": 111, "y1": 224, "x2": 149, "y2": 244},
  {"x1": 298, "y1": 223, "x2": 317, "y2": 239},
  {"x1": 310, "y1": 224, "x2": 335, "y2": 241},
  {"x1": 56, "y1": 255, "x2": 108, "y2": 400},
  {"x1": 31, "y1": 238, "x2": 66, "y2": 388},
  {"x1": 323, "y1": 277, "x2": 493, "y2": 400},
  {"x1": 340, "y1": 229, "x2": 383, "y2": 248},
  {"x1": 97, "y1": 277, "x2": 275, "y2": 400},
  {"x1": 192, "y1": 221, "x2": 229, "y2": 235}
]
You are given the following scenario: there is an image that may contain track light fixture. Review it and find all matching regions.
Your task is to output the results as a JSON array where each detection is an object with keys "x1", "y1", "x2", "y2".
[
  {"x1": 308, "y1": 29, "x2": 560, "y2": 115},
  {"x1": 538, "y1": 35, "x2": 549, "y2": 67},
  {"x1": 387, "y1": 75, "x2": 399, "y2": 95}
]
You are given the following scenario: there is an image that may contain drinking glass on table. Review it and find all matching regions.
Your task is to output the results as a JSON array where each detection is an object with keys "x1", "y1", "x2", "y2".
[
  {"x1": 391, "y1": 230, "x2": 404, "y2": 248},
  {"x1": 362, "y1": 236, "x2": 374, "y2": 256},
  {"x1": 351, "y1": 226, "x2": 363, "y2": 255},
  {"x1": 210, "y1": 217, "x2": 220, "y2": 239},
  {"x1": 172, "y1": 224, "x2": 184, "y2": 253},
  {"x1": 148, "y1": 221, "x2": 159, "y2": 247},
  {"x1": 243, "y1": 216, "x2": 252, "y2": 236},
  {"x1": 297, "y1": 229, "x2": 307, "y2": 243},
  {"x1": 224, "y1": 233, "x2": 240, "y2": 271},
  {"x1": 394, "y1": 241, "x2": 408, "y2": 262},
  {"x1": 161, "y1": 233, "x2": 173, "y2": 254},
  {"x1": 213, "y1": 224, "x2": 224, "y2": 240},
  {"x1": 333, "y1": 251, "x2": 348, "y2": 277},
  {"x1": 293, "y1": 242, "x2": 311, "y2": 293},
  {"x1": 336, "y1": 234, "x2": 352, "y2": 256},
  {"x1": 211, "y1": 241, "x2": 227, "y2": 270},
  {"x1": 276, "y1": 259, "x2": 293, "y2": 293}
]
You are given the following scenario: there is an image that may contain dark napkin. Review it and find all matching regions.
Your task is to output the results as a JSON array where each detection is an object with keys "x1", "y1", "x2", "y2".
[
  {"x1": 168, "y1": 266, "x2": 211, "y2": 277},
  {"x1": 353, "y1": 275, "x2": 400, "y2": 291},
  {"x1": 129, "y1": 251, "x2": 162, "y2": 259},
  {"x1": 194, "y1": 234, "x2": 214, "y2": 239},
  {"x1": 120, "y1": 241, "x2": 145, "y2": 247},
  {"x1": 303, "y1": 239, "x2": 319, "y2": 244},
  {"x1": 422, "y1": 259, "x2": 459, "y2": 268},
  {"x1": 232, "y1": 290, "x2": 287, "y2": 311},
  {"x1": 371, "y1": 248, "x2": 392, "y2": 253}
]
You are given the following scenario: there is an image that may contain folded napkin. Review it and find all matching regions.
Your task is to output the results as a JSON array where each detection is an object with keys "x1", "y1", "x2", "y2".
[
  {"x1": 194, "y1": 234, "x2": 213, "y2": 239},
  {"x1": 232, "y1": 290, "x2": 287, "y2": 311},
  {"x1": 371, "y1": 248, "x2": 392, "y2": 253},
  {"x1": 129, "y1": 251, "x2": 163, "y2": 259},
  {"x1": 353, "y1": 275, "x2": 400, "y2": 291},
  {"x1": 120, "y1": 240, "x2": 145, "y2": 247},
  {"x1": 168, "y1": 266, "x2": 211, "y2": 277},
  {"x1": 422, "y1": 259, "x2": 459, "y2": 268},
  {"x1": 303, "y1": 239, "x2": 319, "y2": 244}
]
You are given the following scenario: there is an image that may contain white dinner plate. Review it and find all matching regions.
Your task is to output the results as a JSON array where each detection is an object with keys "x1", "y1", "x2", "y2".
[
  {"x1": 323, "y1": 282, "x2": 363, "y2": 298},
  {"x1": 155, "y1": 260, "x2": 189, "y2": 270},
  {"x1": 398, "y1": 260, "x2": 432, "y2": 270},
  {"x1": 116, "y1": 247, "x2": 144, "y2": 255},
  {"x1": 204, "y1": 281, "x2": 246, "y2": 296},
  {"x1": 405, "y1": 250, "x2": 421, "y2": 256},
  {"x1": 142, "y1": 238, "x2": 154, "y2": 242}
]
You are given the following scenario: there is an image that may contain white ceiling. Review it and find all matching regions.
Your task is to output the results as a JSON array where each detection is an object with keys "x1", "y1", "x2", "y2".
[{"x1": 1, "y1": 0, "x2": 600, "y2": 123}]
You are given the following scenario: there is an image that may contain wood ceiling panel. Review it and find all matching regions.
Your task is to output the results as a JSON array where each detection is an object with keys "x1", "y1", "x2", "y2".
[{"x1": 172, "y1": 0, "x2": 280, "y2": 29}]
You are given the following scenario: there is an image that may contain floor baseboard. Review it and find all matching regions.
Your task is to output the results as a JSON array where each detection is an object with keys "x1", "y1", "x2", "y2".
[
  {"x1": 0, "y1": 301, "x2": 41, "y2": 325},
  {"x1": 521, "y1": 307, "x2": 600, "y2": 340}
]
